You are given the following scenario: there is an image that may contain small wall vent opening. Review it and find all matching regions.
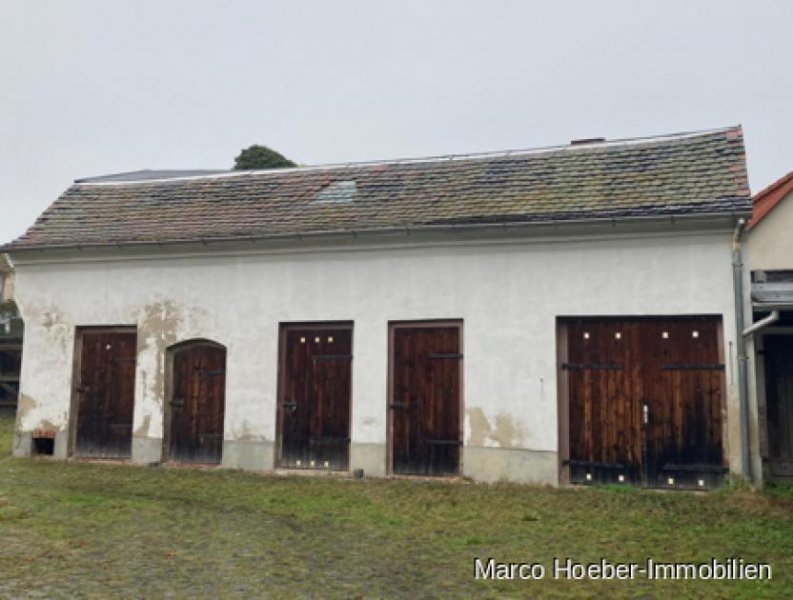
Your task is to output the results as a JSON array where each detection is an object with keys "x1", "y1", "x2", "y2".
[{"x1": 32, "y1": 433, "x2": 55, "y2": 456}]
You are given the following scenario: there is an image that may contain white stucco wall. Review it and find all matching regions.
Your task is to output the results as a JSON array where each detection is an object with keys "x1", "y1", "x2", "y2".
[
  {"x1": 10, "y1": 226, "x2": 744, "y2": 482},
  {"x1": 747, "y1": 189, "x2": 793, "y2": 271}
]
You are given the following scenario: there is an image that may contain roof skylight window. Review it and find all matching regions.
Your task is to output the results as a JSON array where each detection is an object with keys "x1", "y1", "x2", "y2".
[{"x1": 314, "y1": 180, "x2": 357, "y2": 203}]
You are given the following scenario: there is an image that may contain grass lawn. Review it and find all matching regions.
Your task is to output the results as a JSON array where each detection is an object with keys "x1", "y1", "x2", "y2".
[{"x1": 1, "y1": 411, "x2": 792, "y2": 599}]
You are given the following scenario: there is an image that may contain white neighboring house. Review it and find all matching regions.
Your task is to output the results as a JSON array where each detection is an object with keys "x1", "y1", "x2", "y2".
[
  {"x1": 745, "y1": 171, "x2": 793, "y2": 483},
  {"x1": 2, "y1": 127, "x2": 758, "y2": 488}
]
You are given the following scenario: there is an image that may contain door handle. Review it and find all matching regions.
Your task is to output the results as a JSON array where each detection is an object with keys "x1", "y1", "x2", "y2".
[
  {"x1": 282, "y1": 401, "x2": 298, "y2": 412},
  {"x1": 643, "y1": 404, "x2": 649, "y2": 425},
  {"x1": 170, "y1": 397, "x2": 184, "y2": 408}
]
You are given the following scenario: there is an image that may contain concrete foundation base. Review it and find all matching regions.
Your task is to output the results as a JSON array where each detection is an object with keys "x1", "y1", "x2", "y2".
[
  {"x1": 53, "y1": 431, "x2": 69, "y2": 459},
  {"x1": 132, "y1": 436, "x2": 163, "y2": 464},
  {"x1": 350, "y1": 442, "x2": 387, "y2": 477},
  {"x1": 463, "y1": 446, "x2": 559, "y2": 485},
  {"x1": 223, "y1": 439, "x2": 275, "y2": 471},
  {"x1": 12, "y1": 429, "x2": 561, "y2": 485},
  {"x1": 12, "y1": 431, "x2": 31, "y2": 457}
]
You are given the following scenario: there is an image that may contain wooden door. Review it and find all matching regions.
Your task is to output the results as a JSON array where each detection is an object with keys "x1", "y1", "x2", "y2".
[
  {"x1": 168, "y1": 341, "x2": 226, "y2": 464},
  {"x1": 564, "y1": 317, "x2": 725, "y2": 488},
  {"x1": 390, "y1": 323, "x2": 462, "y2": 476},
  {"x1": 642, "y1": 318, "x2": 724, "y2": 487},
  {"x1": 279, "y1": 324, "x2": 352, "y2": 470},
  {"x1": 764, "y1": 335, "x2": 793, "y2": 478},
  {"x1": 566, "y1": 320, "x2": 642, "y2": 484},
  {"x1": 74, "y1": 329, "x2": 137, "y2": 458}
]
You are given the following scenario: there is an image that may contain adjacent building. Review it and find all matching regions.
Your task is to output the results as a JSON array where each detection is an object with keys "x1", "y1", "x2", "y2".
[
  {"x1": 0, "y1": 255, "x2": 23, "y2": 410},
  {"x1": 745, "y1": 171, "x2": 793, "y2": 482}
]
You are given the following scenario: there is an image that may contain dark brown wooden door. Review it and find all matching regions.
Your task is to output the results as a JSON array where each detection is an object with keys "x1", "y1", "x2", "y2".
[
  {"x1": 642, "y1": 318, "x2": 724, "y2": 487},
  {"x1": 279, "y1": 325, "x2": 352, "y2": 470},
  {"x1": 565, "y1": 317, "x2": 725, "y2": 488},
  {"x1": 75, "y1": 329, "x2": 137, "y2": 458},
  {"x1": 168, "y1": 341, "x2": 226, "y2": 464},
  {"x1": 764, "y1": 335, "x2": 793, "y2": 478},
  {"x1": 566, "y1": 320, "x2": 641, "y2": 484},
  {"x1": 391, "y1": 324, "x2": 462, "y2": 476}
]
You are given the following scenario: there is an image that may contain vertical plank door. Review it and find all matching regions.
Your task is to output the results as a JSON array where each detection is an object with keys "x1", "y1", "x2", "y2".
[
  {"x1": 566, "y1": 320, "x2": 641, "y2": 484},
  {"x1": 565, "y1": 317, "x2": 725, "y2": 488},
  {"x1": 391, "y1": 324, "x2": 462, "y2": 476},
  {"x1": 763, "y1": 335, "x2": 793, "y2": 479},
  {"x1": 75, "y1": 329, "x2": 137, "y2": 458},
  {"x1": 279, "y1": 325, "x2": 352, "y2": 470},
  {"x1": 642, "y1": 318, "x2": 724, "y2": 487},
  {"x1": 168, "y1": 342, "x2": 226, "y2": 464}
]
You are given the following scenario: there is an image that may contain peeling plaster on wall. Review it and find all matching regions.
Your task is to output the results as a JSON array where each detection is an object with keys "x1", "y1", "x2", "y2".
[
  {"x1": 38, "y1": 419, "x2": 60, "y2": 433},
  {"x1": 232, "y1": 420, "x2": 268, "y2": 442},
  {"x1": 466, "y1": 407, "x2": 527, "y2": 448},
  {"x1": 15, "y1": 393, "x2": 37, "y2": 428},
  {"x1": 41, "y1": 307, "x2": 70, "y2": 355},
  {"x1": 137, "y1": 299, "x2": 214, "y2": 406},
  {"x1": 134, "y1": 414, "x2": 151, "y2": 438},
  {"x1": 133, "y1": 299, "x2": 215, "y2": 443},
  {"x1": 137, "y1": 300, "x2": 181, "y2": 406},
  {"x1": 467, "y1": 407, "x2": 490, "y2": 446}
]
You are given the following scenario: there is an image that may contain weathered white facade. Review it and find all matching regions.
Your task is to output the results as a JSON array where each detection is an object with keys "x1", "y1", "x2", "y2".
[{"x1": 11, "y1": 221, "x2": 748, "y2": 484}]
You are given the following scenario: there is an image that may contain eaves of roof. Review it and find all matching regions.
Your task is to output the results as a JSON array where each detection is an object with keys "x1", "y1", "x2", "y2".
[{"x1": 748, "y1": 170, "x2": 793, "y2": 230}]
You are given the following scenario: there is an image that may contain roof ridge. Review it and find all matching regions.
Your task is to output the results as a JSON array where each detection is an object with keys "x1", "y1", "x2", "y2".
[{"x1": 75, "y1": 125, "x2": 742, "y2": 187}]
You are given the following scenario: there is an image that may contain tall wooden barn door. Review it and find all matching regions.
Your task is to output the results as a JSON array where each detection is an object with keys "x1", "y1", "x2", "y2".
[
  {"x1": 390, "y1": 322, "x2": 462, "y2": 476},
  {"x1": 565, "y1": 320, "x2": 642, "y2": 484},
  {"x1": 278, "y1": 324, "x2": 352, "y2": 470},
  {"x1": 563, "y1": 317, "x2": 725, "y2": 488},
  {"x1": 764, "y1": 335, "x2": 793, "y2": 479},
  {"x1": 642, "y1": 318, "x2": 724, "y2": 487},
  {"x1": 74, "y1": 328, "x2": 137, "y2": 458},
  {"x1": 167, "y1": 341, "x2": 226, "y2": 464}
]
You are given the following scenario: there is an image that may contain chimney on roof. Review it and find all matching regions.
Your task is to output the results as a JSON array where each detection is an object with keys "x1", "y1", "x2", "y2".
[{"x1": 570, "y1": 137, "x2": 606, "y2": 146}]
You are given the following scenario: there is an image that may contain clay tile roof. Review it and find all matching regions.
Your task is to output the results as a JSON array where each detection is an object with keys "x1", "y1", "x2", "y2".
[
  {"x1": 3, "y1": 126, "x2": 751, "y2": 251},
  {"x1": 748, "y1": 169, "x2": 793, "y2": 230}
]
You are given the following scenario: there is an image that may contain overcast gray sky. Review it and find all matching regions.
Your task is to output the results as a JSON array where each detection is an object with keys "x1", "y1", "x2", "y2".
[{"x1": 1, "y1": 0, "x2": 791, "y2": 244}]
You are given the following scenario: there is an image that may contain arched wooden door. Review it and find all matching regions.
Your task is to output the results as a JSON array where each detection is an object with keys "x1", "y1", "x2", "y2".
[{"x1": 167, "y1": 341, "x2": 226, "y2": 464}]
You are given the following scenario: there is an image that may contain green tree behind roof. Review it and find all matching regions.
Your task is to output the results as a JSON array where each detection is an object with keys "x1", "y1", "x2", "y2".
[{"x1": 233, "y1": 145, "x2": 296, "y2": 170}]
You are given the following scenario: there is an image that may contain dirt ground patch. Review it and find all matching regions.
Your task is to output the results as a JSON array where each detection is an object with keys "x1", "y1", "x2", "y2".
[{"x1": 1, "y1": 411, "x2": 791, "y2": 598}]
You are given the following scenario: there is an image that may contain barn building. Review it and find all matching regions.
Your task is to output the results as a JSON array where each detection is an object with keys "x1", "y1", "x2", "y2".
[{"x1": 2, "y1": 126, "x2": 757, "y2": 487}]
